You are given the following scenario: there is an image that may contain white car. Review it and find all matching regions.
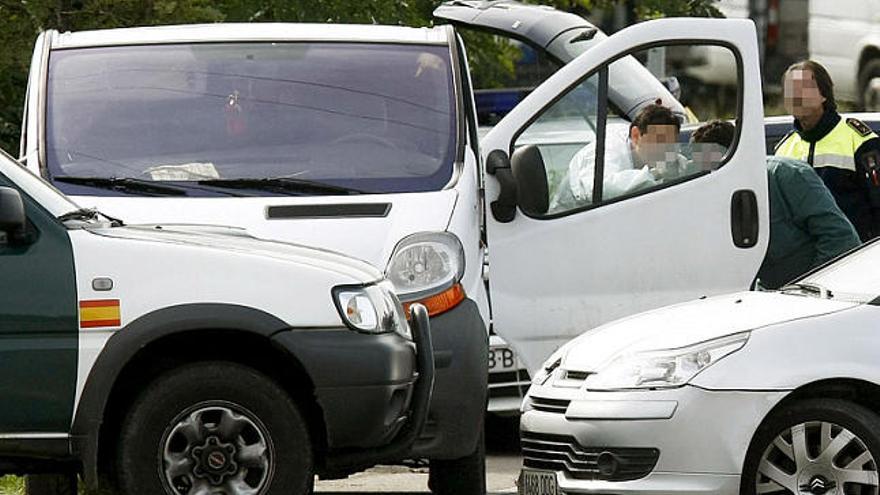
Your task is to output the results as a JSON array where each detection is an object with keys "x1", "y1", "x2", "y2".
[{"x1": 519, "y1": 239, "x2": 880, "y2": 495}]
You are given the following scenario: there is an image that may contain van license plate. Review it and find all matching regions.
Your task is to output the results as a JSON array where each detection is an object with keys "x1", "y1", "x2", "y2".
[
  {"x1": 519, "y1": 469, "x2": 559, "y2": 495},
  {"x1": 489, "y1": 346, "x2": 517, "y2": 372}
]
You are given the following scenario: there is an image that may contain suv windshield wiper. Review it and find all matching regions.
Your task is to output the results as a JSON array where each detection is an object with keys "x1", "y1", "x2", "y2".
[
  {"x1": 57, "y1": 208, "x2": 124, "y2": 227},
  {"x1": 198, "y1": 178, "x2": 365, "y2": 196},
  {"x1": 53, "y1": 176, "x2": 188, "y2": 196},
  {"x1": 779, "y1": 282, "x2": 834, "y2": 299}
]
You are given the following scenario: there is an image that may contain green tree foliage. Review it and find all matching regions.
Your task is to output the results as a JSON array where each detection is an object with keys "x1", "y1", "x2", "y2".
[{"x1": 0, "y1": 0, "x2": 719, "y2": 154}]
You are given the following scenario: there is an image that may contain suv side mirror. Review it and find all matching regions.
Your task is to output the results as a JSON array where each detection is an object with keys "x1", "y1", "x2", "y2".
[
  {"x1": 511, "y1": 145, "x2": 549, "y2": 216},
  {"x1": 0, "y1": 187, "x2": 26, "y2": 240}
]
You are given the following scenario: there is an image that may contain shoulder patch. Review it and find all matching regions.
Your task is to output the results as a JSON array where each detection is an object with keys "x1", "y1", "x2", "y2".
[{"x1": 847, "y1": 117, "x2": 873, "y2": 137}]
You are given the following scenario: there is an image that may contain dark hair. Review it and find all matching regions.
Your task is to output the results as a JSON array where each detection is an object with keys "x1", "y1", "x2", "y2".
[
  {"x1": 631, "y1": 103, "x2": 681, "y2": 134},
  {"x1": 784, "y1": 60, "x2": 837, "y2": 112},
  {"x1": 691, "y1": 120, "x2": 735, "y2": 148}
]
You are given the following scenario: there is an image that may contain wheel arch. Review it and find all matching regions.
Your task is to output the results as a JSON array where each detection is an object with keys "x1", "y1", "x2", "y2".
[{"x1": 71, "y1": 303, "x2": 328, "y2": 489}]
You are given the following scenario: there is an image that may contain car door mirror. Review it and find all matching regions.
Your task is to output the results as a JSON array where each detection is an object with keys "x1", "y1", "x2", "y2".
[
  {"x1": 0, "y1": 187, "x2": 26, "y2": 238},
  {"x1": 511, "y1": 145, "x2": 550, "y2": 216}
]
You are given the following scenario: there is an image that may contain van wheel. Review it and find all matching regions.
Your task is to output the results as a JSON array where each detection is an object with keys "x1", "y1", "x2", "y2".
[
  {"x1": 859, "y1": 59, "x2": 880, "y2": 111},
  {"x1": 24, "y1": 473, "x2": 77, "y2": 495},
  {"x1": 428, "y1": 430, "x2": 486, "y2": 495},
  {"x1": 741, "y1": 399, "x2": 880, "y2": 495},
  {"x1": 116, "y1": 361, "x2": 314, "y2": 495}
]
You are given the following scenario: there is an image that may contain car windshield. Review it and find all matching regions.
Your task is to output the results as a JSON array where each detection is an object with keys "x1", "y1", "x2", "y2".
[
  {"x1": 45, "y1": 42, "x2": 457, "y2": 197},
  {"x1": 800, "y1": 240, "x2": 880, "y2": 302}
]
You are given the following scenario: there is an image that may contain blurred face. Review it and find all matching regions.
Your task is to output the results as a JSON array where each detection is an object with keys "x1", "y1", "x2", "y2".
[
  {"x1": 784, "y1": 68, "x2": 826, "y2": 120},
  {"x1": 631, "y1": 124, "x2": 679, "y2": 164},
  {"x1": 691, "y1": 142, "x2": 727, "y2": 171}
]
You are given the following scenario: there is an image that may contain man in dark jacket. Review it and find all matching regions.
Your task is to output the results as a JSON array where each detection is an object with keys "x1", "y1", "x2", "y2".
[{"x1": 692, "y1": 121, "x2": 861, "y2": 288}]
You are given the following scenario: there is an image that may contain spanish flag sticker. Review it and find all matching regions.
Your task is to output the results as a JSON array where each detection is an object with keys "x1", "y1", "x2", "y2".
[{"x1": 79, "y1": 299, "x2": 121, "y2": 329}]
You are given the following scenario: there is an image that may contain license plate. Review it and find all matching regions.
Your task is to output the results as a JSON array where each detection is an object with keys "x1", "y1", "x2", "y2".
[
  {"x1": 489, "y1": 346, "x2": 518, "y2": 372},
  {"x1": 519, "y1": 469, "x2": 559, "y2": 495}
]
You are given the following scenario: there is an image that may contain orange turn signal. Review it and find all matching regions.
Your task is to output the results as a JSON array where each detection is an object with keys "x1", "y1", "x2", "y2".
[{"x1": 404, "y1": 283, "x2": 466, "y2": 318}]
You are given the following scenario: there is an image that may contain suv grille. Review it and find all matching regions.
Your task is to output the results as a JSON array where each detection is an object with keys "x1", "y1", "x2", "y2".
[
  {"x1": 521, "y1": 432, "x2": 659, "y2": 481},
  {"x1": 488, "y1": 369, "x2": 531, "y2": 400}
]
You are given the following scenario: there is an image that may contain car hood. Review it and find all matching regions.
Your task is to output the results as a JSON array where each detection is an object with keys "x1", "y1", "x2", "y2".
[
  {"x1": 85, "y1": 223, "x2": 383, "y2": 282},
  {"x1": 559, "y1": 291, "x2": 859, "y2": 372}
]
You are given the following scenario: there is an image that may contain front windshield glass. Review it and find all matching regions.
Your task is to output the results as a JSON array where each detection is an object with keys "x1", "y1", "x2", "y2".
[
  {"x1": 46, "y1": 42, "x2": 456, "y2": 197},
  {"x1": 801, "y1": 240, "x2": 880, "y2": 302}
]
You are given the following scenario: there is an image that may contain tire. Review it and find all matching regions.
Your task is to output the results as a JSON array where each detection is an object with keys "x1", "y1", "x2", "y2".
[
  {"x1": 741, "y1": 398, "x2": 880, "y2": 495},
  {"x1": 115, "y1": 361, "x2": 314, "y2": 495},
  {"x1": 427, "y1": 429, "x2": 486, "y2": 495},
  {"x1": 859, "y1": 59, "x2": 880, "y2": 111},
  {"x1": 24, "y1": 474, "x2": 77, "y2": 495}
]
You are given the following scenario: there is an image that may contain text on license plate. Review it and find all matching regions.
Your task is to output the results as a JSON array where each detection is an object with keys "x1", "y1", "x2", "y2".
[
  {"x1": 489, "y1": 346, "x2": 517, "y2": 371},
  {"x1": 519, "y1": 469, "x2": 559, "y2": 495}
]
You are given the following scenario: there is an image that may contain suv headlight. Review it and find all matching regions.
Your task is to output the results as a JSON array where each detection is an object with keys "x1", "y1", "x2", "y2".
[
  {"x1": 386, "y1": 232, "x2": 466, "y2": 316},
  {"x1": 584, "y1": 332, "x2": 749, "y2": 390},
  {"x1": 332, "y1": 281, "x2": 411, "y2": 339}
]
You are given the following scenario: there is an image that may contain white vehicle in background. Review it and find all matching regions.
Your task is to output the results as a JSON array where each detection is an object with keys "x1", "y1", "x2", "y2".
[
  {"x1": 809, "y1": 0, "x2": 880, "y2": 109},
  {"x1": 520, "y1": 238, "x2": 880, "y2": 495}
]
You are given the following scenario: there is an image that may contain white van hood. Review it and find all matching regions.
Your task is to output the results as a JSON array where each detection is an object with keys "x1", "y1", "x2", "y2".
[
  {"x1": 71, "y1": 191, "x2": 458, "y2": 270},
  {"x1": 560, "y1": 291, "x2": 859, "y2": 373}
]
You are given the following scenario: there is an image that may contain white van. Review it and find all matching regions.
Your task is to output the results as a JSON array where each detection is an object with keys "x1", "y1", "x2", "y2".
[
  {"x1": 19, "y1": 3, "x2": 770, "y2": 488},
  {"x1": 809, "y1": 0, "x2": 880, "y2": 109}
]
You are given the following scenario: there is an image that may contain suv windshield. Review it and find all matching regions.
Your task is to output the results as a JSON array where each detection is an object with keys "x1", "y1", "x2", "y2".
[{"x1": 45, "y1": 42, "x2": 456, "y2": 197}]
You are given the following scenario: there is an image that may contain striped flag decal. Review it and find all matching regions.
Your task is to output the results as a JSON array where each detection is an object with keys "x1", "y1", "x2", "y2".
[{"x1": 79, "y1": 299, "x2": 121, "y2": 328}]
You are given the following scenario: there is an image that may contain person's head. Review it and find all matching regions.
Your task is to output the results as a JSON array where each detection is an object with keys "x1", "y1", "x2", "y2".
[
  {"x1": 630, "y1": 103, "x2": 681, "y2": 164},
  {"x1": 690, "y1": 120, "x2": 734, "y2": 171},
  {"x1": 783, "y1": 60, "x2": 836, "y2": 124}
]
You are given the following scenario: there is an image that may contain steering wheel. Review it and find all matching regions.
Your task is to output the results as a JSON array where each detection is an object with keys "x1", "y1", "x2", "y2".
[{"x1": 331, "y1": 133, "x2": 399, "y2": 150}]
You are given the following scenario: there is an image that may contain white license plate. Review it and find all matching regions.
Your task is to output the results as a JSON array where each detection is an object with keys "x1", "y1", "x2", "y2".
[
  {"x1": 489, "y1": 346, "x2": 518, "y2": 372},
  {"x1": 519, "y1": 469, "x2": 559, "y2": 495}
]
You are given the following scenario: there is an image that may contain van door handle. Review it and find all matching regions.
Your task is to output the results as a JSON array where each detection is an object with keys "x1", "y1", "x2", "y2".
[{"x1": 730, "y1": 189, "x2": 758, "y2": 248}]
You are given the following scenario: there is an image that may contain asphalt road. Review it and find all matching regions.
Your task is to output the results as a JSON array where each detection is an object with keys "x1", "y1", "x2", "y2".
[{"x1": 315, "y1": 415, "x2": 522, "y2": 494}]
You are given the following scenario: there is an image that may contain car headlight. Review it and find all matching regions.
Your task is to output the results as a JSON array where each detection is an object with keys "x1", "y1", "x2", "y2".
[
  {"x1": 333, "y1": 281, "x2": 411, "y2": 339},
  {"x1": 584, "y1": 332, "x2": 749, "y2": 390},
  {"x1": 386, "y1": 232, "x2": 466, "y2": 317}
]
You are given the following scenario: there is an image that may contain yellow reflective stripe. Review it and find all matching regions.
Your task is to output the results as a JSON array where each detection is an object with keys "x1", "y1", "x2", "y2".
[
  {"x1": 80, "y1": 306, "x2": 120, "y2": 322},
  {"x1": 812, "y1": 153, "x2": 856, "y2": 171}
]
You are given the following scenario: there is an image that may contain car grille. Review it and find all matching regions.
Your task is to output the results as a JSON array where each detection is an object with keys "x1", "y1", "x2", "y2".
[
  {"x1": 488, "y1": 369, "x2": 531, "y2": 400},
  {"x1": 529, "y1": 397, "x2": 571, "y2": 414},
  {"x1": 521, "y1": 432, "x2": 659, "y2": 481}
]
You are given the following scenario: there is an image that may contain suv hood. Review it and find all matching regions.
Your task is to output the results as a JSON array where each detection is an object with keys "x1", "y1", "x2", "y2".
[
  {"x1": 559, "y1": 291, "x2": 859, "y2": 372},
  {"x1": 86, "y1": 223, "x2": 382, "y2": 282}
]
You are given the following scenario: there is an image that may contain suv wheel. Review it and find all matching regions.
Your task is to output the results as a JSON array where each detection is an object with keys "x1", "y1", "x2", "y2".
[
  {"x1": 742, "y1": 398, "x2": 880, "y2": 495},
  {"x1": 24, "y1": 473, "x2": 77, "y2": 495},
  {"x1": 428, "y1": 429, "x2": 486, "y2": 495},
  {"x1": 116, "y1": 361, "x2": 314, "y2": 495}
]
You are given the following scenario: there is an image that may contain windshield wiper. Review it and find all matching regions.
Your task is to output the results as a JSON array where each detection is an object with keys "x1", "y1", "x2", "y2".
[
  {"x1": 53, "y1": 176, "x2": 188, "y2": 196},
  {"x1": 57, "y1": 208, "x2": 124, "y2": 227},
  {"x1": 198, "y1": 178, "x2": 365, "y2": 196},
  {"x1": 779, "y1": 282, "x2": 834, "y2": 299}
]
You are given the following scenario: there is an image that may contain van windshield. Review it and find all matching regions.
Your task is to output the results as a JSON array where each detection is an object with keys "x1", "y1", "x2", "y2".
[{"x1": 45, "y1": 42, "x2": 457, "y2": 197}]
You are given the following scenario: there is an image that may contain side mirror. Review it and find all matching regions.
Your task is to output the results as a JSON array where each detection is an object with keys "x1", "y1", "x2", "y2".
[
  {"x1": 0, "y1": 187, "x2": 26, "y2": 239},
  {"x1": 511, "y1": 145, "x2": 549, "y2": 216}
]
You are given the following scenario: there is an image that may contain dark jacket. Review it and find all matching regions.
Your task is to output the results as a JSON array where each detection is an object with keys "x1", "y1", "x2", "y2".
[{"x1": 758, "y1": 156, "x2": 862, "y2": 289}]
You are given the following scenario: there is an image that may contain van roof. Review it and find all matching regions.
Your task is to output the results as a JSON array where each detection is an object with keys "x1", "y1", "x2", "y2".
[{"x1": 49, "y1": 23, "x2": 451, "y2": 49}]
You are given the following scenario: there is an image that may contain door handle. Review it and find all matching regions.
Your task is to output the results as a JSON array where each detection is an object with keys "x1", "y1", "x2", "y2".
[{"x1": 730, "y1": 189, "x2": 758, "y2": 248}]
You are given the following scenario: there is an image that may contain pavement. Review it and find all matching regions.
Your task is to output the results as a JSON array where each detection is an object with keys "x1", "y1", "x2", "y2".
[{"x1": 315, "y1": 415, "x2": 522, "y2": 494}]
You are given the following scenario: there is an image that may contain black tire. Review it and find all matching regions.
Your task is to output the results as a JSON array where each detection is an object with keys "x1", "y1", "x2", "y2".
[
  {"x1": 115, "y1": 361, "x2": 314, "y2": 495},
  {"x1": 858, "y1": 59, "x2": 880, "y2": 111},
  {"x1": 741, "y1": 398, "x2": 880, "y2": 495},
  {"x1": 24, "y1": 474, "x2": 77, "y2": 495},
  {"x1": 427, "y1": 429, "x2": 486, "y2": 495}
]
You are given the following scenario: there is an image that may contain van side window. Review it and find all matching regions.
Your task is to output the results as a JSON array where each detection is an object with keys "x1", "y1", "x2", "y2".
[{"x1": 514, "y1": 43, "x2": 742, "y2": 218}]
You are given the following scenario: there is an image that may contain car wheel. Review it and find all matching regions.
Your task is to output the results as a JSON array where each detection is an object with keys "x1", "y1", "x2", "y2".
[
  {"x1": 115, "y1": 361, "x2": 314, "y2": 495},
  {"x1": 741, "y1": 398, "x2": 880, "y2": 495},
  {"x1": 859, "y1": 59, "x2": 880, "y2": 111},
  {"x1": 24, "y1": 473, "x2": 77, "y2": 495},
  {"x1": 428, "y1": 429, "x2": 486, "y2": 495}
]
